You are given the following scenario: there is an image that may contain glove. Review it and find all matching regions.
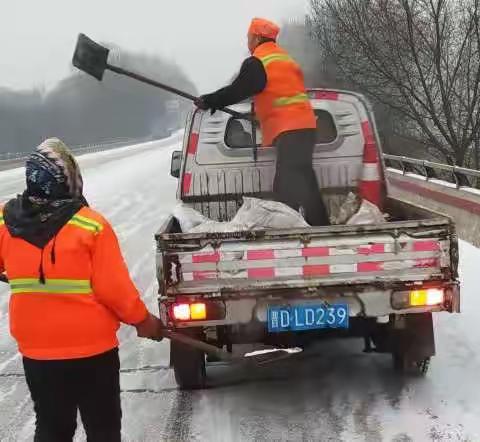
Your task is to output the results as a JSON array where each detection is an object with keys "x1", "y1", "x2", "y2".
[
  {"x1": 134, "y1": 313, "x2": 164, "y2": 341},
  {"x1": 194, "y1": 94, "x2": 218, "y2": 115}
]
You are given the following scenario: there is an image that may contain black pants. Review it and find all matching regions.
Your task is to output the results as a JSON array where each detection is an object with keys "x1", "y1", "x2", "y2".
[
  {"x1": 23, "y1": 348, "x2": 121, "y2": 442},
  {"x1": 273, "y1": 129, "x2": 330, "y2": 226}
]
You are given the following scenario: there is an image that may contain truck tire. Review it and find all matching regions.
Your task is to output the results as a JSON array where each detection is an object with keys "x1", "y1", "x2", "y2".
[
  {"x1": 391, "y1": 313, "x2": 435, "y2": 376},
  {"x1": 171, "y1": 333, "x2": 206, "y2": 390},
  {"x1": 393, "y1": 353, "x2": 431, "y2": 375}
]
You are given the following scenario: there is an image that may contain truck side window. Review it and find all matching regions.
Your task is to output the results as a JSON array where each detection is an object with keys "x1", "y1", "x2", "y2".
[
  {"x1": 224, "y1": 109, "x2": 337, "y2": 148},
  {"x1": 225, "y1": 118, "x2": 262, "y2": 149},
  {"x1": 315, "y1": 110, "x2": 337, "y2": 144}
]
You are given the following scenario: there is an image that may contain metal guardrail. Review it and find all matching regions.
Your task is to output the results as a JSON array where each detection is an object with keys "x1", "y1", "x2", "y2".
[
  {"x1": 0, "y1": 137, "x2": 151, "y2": 169},
  {"x1": 383, "y1": 154, "x2": 480, "y2": 189}
]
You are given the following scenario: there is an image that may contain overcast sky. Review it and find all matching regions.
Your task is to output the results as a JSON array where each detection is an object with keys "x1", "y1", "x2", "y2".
[{"x1": 1, "y1": 0, "x2": 307, "y2": 94}]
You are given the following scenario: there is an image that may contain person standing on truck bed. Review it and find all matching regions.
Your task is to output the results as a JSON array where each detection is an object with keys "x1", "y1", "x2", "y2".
[
  {"x1": 195, "y1": 17, "x2": 329, "y2": 226},
  {"x1": 0, "y1": 138, "x2": 164, "y2": 442}
]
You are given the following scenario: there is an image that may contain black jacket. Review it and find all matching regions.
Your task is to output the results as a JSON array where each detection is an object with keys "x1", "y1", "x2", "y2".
[{"x1": 201, "y1": 56, "x2": 267, "y2": 109}]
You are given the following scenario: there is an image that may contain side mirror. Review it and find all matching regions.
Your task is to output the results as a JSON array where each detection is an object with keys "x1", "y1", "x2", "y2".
[{"x1": 170, "y1": 150, "x2": 182, "y2": 178}]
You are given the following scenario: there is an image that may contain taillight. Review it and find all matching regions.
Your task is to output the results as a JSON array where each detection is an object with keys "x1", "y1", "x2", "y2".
[
  {"x1": 392, "y1": 288, "x2": 444, "y2": 309},
  {"x1": 171, "y1": 301, "x2": 225, "y2": 322},
  {"x1": 410, "y1": 289, "x2": 444, "y2": 307},
  {"x1": 190, "y1": 303, "x2": 207, "y2": 320}
]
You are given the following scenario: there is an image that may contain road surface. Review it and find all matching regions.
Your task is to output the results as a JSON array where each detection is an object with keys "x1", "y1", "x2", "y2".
[{"x1": 0, "y1": 134, "x2": 478, "y2": 441}]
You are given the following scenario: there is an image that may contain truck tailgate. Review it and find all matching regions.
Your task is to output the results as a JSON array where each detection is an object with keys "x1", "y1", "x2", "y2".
[{"x1": 157, "y1": 218, "x2": 455, "y2": 295}]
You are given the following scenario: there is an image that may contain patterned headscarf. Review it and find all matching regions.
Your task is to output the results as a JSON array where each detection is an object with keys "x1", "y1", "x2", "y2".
[
  {"x1": 26, "y1": 138, "x2": 83, "y2": 201},
  {"x1": 4, "y1": 138, "x2": 87, "y2": 252}
]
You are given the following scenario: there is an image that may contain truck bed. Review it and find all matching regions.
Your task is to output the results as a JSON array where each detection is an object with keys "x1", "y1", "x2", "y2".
[{"x1": 156, "y1": 198, "x2": 457, "y2": 297}]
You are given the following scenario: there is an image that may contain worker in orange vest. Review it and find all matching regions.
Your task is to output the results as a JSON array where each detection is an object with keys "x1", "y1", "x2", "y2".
[
  {"x1": 0, "y1": 138, "x2": 163, "y2": 442},
  {"x1": 195, "y1": 17, "x2": 329, "y2": 226}
]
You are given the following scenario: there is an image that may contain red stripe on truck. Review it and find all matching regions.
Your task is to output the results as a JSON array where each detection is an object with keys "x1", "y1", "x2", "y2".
[
  {"x1": 312, "y1": 91, "x2": 339, "y2": 100},
  {"x1": 413, "y1": 241, "x2": 440, "y2": 252},
  {"x1": 182, "y1": 173, "x2": 192, "y2": 195},
  {"x1": 247, "y1": 250, "x2": 275, "y2": 260},
  {"x1": 192, "y1": 252, "x2": 220, "y2": 263},
  {"x1": 302, "y1": 247, "x2": 329, "y2": 257},
  {"x1": 358, "y1": 244, "x2": 385, "y2": 255},
  {"x1": 359, "y1": 120, "x2": 383, "y2": 209},
  {"x1": 359, "y1": 180, "x2": 382, "y2": 209},
  {"x1": 187, "y1": 132, "x2": 199, "y2": 155},
  {"x1": 303, "y1": 265, "x2": 330, "y2": 276},
  {"x1": 358, "y1": 262, "x2": 383, "y2": 272},
  {"x1": 248, "y1": 268, "x2": 275, "y2": 279},
  {"x1": 361, "y1": 121, "x2": 379, "y2": 163}
]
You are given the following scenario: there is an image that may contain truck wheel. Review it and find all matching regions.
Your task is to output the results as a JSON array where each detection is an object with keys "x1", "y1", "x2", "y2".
[
  {"x1": 393, "y1": 353, "x2": 431, "y2": 375},
  {"x1": 391, "y1": 313, "x2": 435, "y2": 376},
  {"x1": 171, "y1": 334, "x2": 206, "y2": 390}
]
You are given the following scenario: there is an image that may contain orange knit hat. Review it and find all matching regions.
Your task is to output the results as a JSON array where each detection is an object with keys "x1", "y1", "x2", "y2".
[{"x1": 248, "y1": 18, "x2": 280, "y2": 39}]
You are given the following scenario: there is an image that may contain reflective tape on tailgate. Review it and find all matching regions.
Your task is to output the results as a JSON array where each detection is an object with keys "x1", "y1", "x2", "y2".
[{"x1": 172, "y1": 235, "x2": 448, "y2": 283}]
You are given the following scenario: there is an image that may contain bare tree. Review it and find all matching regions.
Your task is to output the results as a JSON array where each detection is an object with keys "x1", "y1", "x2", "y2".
[
  {"x1": 310, "y1": 0, "x2": 480, "y2": 166},
  {"x1": 280, "y1": 18, "x2": 329, "y2": 87}
]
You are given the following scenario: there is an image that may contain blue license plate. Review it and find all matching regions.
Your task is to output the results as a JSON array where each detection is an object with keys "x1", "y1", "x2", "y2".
[{"x1": 268, "y1": 304, "x2": 349, "y2": 332}]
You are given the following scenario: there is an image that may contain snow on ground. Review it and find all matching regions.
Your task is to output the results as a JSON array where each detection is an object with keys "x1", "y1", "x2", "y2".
[{"x1": 0, "y1": 134, "x2": 479, "y2": 441}]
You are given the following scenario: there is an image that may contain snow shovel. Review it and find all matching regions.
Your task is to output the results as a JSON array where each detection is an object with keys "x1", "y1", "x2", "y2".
[
  {"x1": 72, "y1": 33, "x2": 247, "y2": 120},
  {"x1": 161, "y1": 329, "x2": 302, "y2": 367}
]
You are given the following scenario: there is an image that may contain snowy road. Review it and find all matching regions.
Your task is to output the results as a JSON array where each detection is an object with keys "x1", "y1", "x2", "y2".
[{"x1": 0, "y1": 134, "x2": 479, "y2": 441}]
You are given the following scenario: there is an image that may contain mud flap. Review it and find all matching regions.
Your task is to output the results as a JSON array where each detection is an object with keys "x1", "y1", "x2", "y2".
[{"x1": 392, "y1": 313, "x2": 435, "y2": 361}]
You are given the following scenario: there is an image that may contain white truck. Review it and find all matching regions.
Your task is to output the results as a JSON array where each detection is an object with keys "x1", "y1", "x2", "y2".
[{"x1": 156, "y1": 89, "x2": 460, "y2": 389}]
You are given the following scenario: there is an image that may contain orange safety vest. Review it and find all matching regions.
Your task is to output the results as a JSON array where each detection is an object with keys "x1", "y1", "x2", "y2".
[
  {"x1": 253, "y1": 42, "x2": 317, "y2": 146},
  {"x1": 0, "y1": 206, "x2": 147, "y2": 360}
]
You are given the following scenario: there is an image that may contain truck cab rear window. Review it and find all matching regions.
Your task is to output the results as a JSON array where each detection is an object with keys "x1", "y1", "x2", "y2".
[{"x1": 225, "y1": 109, "x2": 337, "y2": 148}]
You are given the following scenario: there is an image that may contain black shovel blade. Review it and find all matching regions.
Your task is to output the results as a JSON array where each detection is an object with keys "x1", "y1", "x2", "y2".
[{"x1": 72, "y1": 33, "x2": 110, "y2": 81}]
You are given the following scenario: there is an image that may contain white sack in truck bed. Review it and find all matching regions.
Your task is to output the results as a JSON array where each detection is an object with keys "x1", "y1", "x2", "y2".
[
  {"x1": 330, "y1": 192, "x2": 387, "y2": 225},
  {"x1": 173, "y1": 197, "x2": 309, "y2": 233}
]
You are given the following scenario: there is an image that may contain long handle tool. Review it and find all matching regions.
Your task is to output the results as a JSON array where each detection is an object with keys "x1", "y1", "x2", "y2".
[{"x1": 72, "y1": 34, "x2": 247, "y2": 120}]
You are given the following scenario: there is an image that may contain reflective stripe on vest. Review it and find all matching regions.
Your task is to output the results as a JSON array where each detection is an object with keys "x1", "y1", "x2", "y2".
[
  {"x1": 10, "y1": 278, "x2": 92, "y2": 295},
  {"x1": 67, "y1": 214, "x2": 103, "y2": 234},
  {"x1": 260, "y1": 53, "x2": 293, "y2": 67},
  {"x1": 273, "y1": 93, "x2": 309, "y2": 107},
  {"x1": 0, "y1": 215, "x2": 4, "y2": 226}
]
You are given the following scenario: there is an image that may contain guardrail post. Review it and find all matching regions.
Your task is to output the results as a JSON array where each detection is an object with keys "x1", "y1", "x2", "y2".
[{"x1": 452, "y1": 167, "x2": 471, "y2": 188}]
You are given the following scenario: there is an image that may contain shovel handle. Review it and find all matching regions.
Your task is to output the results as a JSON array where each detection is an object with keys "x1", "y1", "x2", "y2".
[
  {"x1": 107, "y1": 64, "x2": 248, "y2": 120},
  {"x1": 161, "y1": 329, "x2": 234, "y2": 362}
]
